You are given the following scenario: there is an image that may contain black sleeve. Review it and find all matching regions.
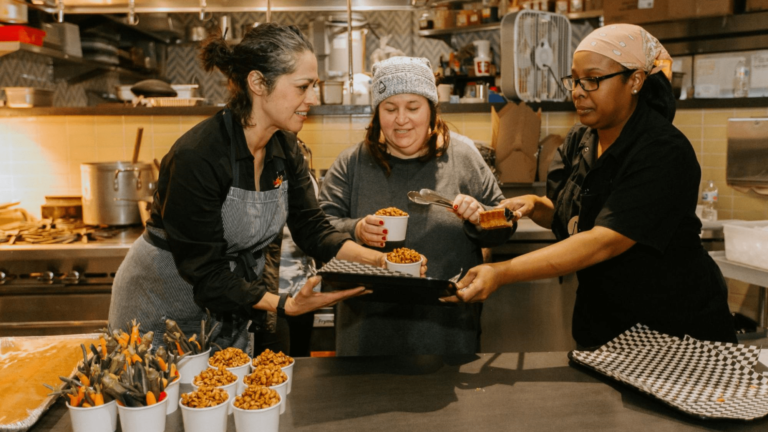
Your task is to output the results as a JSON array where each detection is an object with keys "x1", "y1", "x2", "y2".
[
  {"x1": 160, "y1": 145, "x2": 266, "y2": 316},
  {"x1": 594, "y1": 137, "x2": 699, "y2": 253},
  {"x1": 281, "y1": 133, "x2": 352, "y2": 262}
]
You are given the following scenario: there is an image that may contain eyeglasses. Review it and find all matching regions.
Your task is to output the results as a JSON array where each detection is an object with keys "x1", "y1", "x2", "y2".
[{"x1": 561, "y1": 70, "x2": 636, "y2": 92}]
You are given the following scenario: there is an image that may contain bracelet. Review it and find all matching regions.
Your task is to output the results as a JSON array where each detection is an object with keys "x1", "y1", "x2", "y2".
[{"x1": 276, "y1": 292, "x2": 290, "y2": 318}]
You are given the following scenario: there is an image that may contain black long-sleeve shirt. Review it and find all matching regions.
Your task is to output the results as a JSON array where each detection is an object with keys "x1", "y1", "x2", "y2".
[{"x1": 148, "y1": 110, "x2": 350, "y2": 316}]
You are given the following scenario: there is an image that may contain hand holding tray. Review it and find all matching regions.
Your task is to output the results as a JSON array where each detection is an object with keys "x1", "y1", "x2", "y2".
[{"x1": 317, "y1": 259, "x2": 457, "y2": 306}]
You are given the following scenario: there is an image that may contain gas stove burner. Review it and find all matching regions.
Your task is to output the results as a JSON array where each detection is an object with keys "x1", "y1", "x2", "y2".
[{"x1": 0, "y1": 219, "x2": 132, "y2": 246}]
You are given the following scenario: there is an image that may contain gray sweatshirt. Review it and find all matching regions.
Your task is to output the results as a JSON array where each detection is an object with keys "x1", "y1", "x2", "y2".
[{"x1": 318, "y1": 131, "x2": 512, "y2": 356}]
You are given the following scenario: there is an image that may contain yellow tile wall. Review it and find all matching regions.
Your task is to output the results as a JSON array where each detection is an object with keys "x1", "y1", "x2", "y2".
[{"x1": 2, "y1": 109, "x2": 766, "y2": 222}]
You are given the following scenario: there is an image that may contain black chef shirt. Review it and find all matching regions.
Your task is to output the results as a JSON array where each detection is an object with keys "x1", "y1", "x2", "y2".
[
  {"x1": 147, "y1": 109, "x2": 350, "y2": 316},
  {"x1": 547, "y1": 100, "x2": 736, "y2": 348}
]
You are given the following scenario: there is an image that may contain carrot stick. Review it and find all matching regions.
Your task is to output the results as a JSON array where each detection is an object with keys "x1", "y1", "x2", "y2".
[
  {"x1": 99, "y1": 337, "x2": 108, "y2": 359},
  {"x1": 175, "y1": 341, "x2": 184, "y2": 355},
  {"x1": 92, "y1": 393, "x2": 104, "y2": 406},
  {"x1": 146, "y1": 391, "x2": 157, "y2": 406},
  {"x1": 76, "y1": 371, "x2": 90, "y2": 387},
  {"x1": 157, "y1": 357, "x2": 168, "y2": 372},
  {"x1": 130, "y1": 324, "x2": 139, "y2": 347}
]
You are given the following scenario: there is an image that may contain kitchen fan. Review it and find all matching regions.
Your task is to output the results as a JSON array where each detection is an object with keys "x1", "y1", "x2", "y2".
[{"x1": 500, "y1": 10, "x2": 571, "y2": 102}]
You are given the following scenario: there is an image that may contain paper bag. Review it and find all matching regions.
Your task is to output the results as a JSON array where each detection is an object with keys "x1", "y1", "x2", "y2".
[
  {"x1": 491, "y1": 101, "x2": 541, "y2": 183},
  {"x1": 536, "y1": 134, "x2": 564, "y2": 182}
]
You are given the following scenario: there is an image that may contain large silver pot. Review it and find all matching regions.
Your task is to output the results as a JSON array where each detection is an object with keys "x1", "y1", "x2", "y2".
[{"x1": 81, "y1": 161, "x2": 155, "y2": 226}]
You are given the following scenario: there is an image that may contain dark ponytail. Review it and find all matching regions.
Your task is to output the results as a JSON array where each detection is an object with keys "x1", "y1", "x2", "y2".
[
  {"x1": 639, "y1": 72, "x2": 676, "y2": 123},
  {"x1": 199, "y1": 23, "x2": 314, "y2": 127}
]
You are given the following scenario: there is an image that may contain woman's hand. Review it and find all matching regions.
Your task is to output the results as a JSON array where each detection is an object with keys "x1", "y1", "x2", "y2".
[
  {"x1": 355, "y1": 215, "x2": 387, "y2": 248},
  {"x1": 498, "y1": 196, "x2": 535, "y2": 221},
  {"x1": 285, "y1": 276, "x2": 367, "y2": 316},
  {"x1": 440, "y1": 263, "x2": 503, "y2": 303},
  {"x1": 452, "y1": 194, "x2": 483, "y2": 225}
]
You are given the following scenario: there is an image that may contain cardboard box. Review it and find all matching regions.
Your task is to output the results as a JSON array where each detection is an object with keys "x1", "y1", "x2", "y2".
[
  {"x1": 668, "y1": 0, "x2": 733, "y2": 20},
  {"x1": 746, "y1": 0, "x2": 768, "y2": 11},
  {"x1": 604, "y1": 0, "x2": 670, "y2": 25},
  {"x1": 537, "y1": 135, "x2": 564, "y2": 182},
  {"x1": 491, "y1": 102, "x2": 541, "y2": 183}
]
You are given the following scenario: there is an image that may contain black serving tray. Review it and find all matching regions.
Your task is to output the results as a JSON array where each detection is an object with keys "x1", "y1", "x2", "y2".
[{"x1": 317, "y1": 259, "x2": 457, "y2": 306}]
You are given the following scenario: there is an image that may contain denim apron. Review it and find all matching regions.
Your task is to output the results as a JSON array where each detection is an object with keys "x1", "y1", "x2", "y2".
[{"x1": 109, "y1": 109, "x2": 289, "y2": 352}]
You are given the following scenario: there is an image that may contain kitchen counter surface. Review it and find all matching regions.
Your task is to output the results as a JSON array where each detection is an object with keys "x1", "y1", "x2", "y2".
[{"x1": 29, "y1": 352, "x2": 768, "y2": 432}]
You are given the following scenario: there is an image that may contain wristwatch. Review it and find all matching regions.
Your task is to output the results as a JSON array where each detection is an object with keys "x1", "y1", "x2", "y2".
[{"x1": 276, "y1": 293, "x2": 290, "y2": 318}]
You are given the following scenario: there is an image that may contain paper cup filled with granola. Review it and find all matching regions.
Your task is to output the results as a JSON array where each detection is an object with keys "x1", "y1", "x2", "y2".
[
  {"x1": 207, "y1": 347, "x2": 251, "y2": 395},
  {"x1": 232, "y1": 385, "x2": 282, "y2": 432},
  {"x1": 375, "y1": 207, "x2": 409, "y2": 241},
  {"x1": 179, "y1": 387, "x2": 229, "y2": 432},
  {"x1": 385, "y1": 247, "x2": 423, "y2": 277}
]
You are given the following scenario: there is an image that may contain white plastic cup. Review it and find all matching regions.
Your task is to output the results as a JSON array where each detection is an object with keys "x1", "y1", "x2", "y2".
[
  {"x1": 378, "y1": 215, "x2": 408, "y2": 241},
  {"x1": 386, "y1": 258, "x2": 423, "y2": 277},
  {"x1": 208, "y1": 358, "x2": 251, "y2": 395},
  {"x1": 67, "y1": 400, "x2": 118, "y2": 432},
  {"x1": 177, "y1": 348, "x2": 211, "y2": 385},
  {"x1": 117, "y1": 397, "x2": 168, "y2": 432},
  {"x1": 192, "y1": 377, "x2": 238, "y2": 414},
  {"x1": 179, "y1": 395, "x2": 228, "y2": 432},
  {"x1": 164, "y1": 375, "x2": 181, "y2": 414},
  {"x1": 282, "y1": 361, "x2": 295, "y2": 394},
  {"x1": 242, "y1": 375, "x2": 289, "y2": 414},
  {"x1": 232, "y1": 397, "x2": 281, "y2": 432}
]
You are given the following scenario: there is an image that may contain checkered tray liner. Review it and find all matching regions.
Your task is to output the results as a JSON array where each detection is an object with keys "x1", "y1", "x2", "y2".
[
  {"x1": 569, "y1": 324, "x2": 768, "y2": 420},
  {"x1": 318, "y1": 258, "x2": 418, "y2": 278}
]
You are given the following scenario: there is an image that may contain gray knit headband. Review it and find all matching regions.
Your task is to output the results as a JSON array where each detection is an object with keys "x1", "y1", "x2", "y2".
[{"x1": 371, "y1": 56, "x2": 438, "y2": 109}]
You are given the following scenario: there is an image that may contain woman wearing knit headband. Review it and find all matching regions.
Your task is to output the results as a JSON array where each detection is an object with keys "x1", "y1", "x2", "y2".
[
  {"x1": 319, "y1": 56, "x2": 513, "y2": 356},
  {"x1": 446, "y1": 25, "x2": 737, "y2": 348}
]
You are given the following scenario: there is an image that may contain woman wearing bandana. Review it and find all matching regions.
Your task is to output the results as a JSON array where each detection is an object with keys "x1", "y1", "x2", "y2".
[{"x1": 445, "y1": 24, "x2": 737, "y2": 348}]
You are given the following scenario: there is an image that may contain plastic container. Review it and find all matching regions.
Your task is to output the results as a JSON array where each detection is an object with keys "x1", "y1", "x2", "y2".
[
  {"x1": 117, "y1": 398, "x2": 168, "y2": 432},
  {"x1": 320, "y1": 81, "x2": 343, "y2": 105},
  {"x1": 734, "y1": 60, "x2": 750, "y2": 98},
  {"x1": 724, "y1": 221, "x2": 768, "y2": 271},
  {"x1": 4, "y1": 87, "x2": 53, "y2": 108},
  {"x1": 701, "y1": 180, "x2": 718, "y2": 222},
  {"x1": 378, "y1": 215, "x2": 408, "y2": 242},
  {"x1": 179, "y1": 395, "x2": 229, "y2": 432},
  {"x1": 177, "y1": 348, "x2": 211, "y2": 385},
  {"x1": 67, "y1": 400, "x2": 118, "y2": 432},
  {"x1": 0, "y1": 25, "x2": 45, "y2": 46},
  {"x1": 232, "y1": 397, "x2": 281, "y2": 432}
]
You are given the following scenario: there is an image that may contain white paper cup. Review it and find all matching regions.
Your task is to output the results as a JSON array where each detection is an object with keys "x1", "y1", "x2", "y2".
[
  {"x1": 232, "y1": 397, "x2": 281, "y2": 432},
  {"x1": 437, "y1": 84, "x2": 453, "y2": 102},
  {"x1": 282, "y1": 361, "x2": 295, "y2": 394},
  {"x1": 177, "y1": 348, "x2": 211, "y2": 385},
  {"x1": 117, "y1": 397, "x2": 168, "y2": 432},
  {"x1": 164, "y1": 375, "x2": 181, "y2": 414},
  {"x1": 386, "y1": 258, "x2": 422, "y2": 277},
  {"x1": 208, "y1": 358, "x2": 251, "y2": 395},
  {"x1": 242, "y1": 375, "x2": 290, "y2": 414},
  {"x1": 379, "y1": 215, "x2": 408, "y2": 241},
  {"x1": 67, "y1": 400, "x2": 117, "y2": 432},
  {"x1": 179, "y1": 395, "x2": 228, "y2": 432},
  {"x1": 192, "y1": 377, "x2": 238, "y2": 414}
]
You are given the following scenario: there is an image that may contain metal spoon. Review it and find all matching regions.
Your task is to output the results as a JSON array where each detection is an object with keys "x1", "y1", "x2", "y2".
[{"x1": 407, "y1": 191, "x2": 452, "y2": 209}]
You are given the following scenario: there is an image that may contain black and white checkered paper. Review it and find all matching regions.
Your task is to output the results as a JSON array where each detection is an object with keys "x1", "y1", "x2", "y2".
[
  {"x1": 318, "y1": 258, "x2": 418, "y2": 278},
  {"x1": 569, "y1": 324, "x2": 768, "y2": 420}
]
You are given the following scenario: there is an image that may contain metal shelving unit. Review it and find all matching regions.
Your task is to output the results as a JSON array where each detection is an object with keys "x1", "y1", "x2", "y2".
[{"x1": 0, "y1": 41, "x2": 162, "y2": 84}]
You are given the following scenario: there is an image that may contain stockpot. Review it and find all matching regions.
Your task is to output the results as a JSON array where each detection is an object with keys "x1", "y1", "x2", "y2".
[{"x1": 81, "y1": 161, "x2": 155, "y2": 226}]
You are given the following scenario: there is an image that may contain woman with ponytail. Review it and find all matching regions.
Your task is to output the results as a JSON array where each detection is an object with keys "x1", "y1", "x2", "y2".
[
  {"x1": 445, "y1": 24, "x2": 737, "y2": 349},
  {"x1": 109, "y1": 23, "x2": 402, "y2": 353}
]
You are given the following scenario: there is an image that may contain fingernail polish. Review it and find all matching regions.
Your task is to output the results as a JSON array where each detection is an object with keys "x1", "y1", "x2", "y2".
[
  {"x1": 379, "y1": 221, "x2": 384, "y2": 225},
  {"x1": 382, "y1": 237, "x2": 387, "y2": 241},
  {"x1": 453, "y1": 205, "x2": 458, "y2": 210},
  {"x1": 383, "y1": 229, "x2": 388, "y2": 234}
]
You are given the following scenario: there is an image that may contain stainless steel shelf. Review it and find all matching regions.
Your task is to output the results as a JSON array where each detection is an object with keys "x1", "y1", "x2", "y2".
[{"x1": 0, "y1": 41, "x2": 162, "y2": 83}]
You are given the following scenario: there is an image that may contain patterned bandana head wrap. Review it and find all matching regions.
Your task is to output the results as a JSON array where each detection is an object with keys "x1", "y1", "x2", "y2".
[{"x1": 575, "y1": 24, "x2": 672, "y2": 77}]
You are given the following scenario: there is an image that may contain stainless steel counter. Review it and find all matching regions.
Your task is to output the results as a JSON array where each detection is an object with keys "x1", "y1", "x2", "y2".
[{"x1": 28, "y1": 353, "x2": 768, "y2": 432}]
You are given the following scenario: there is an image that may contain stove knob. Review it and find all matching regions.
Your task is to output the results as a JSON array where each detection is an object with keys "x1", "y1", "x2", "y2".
[
  {"x1": 62, "y1": 270, "x2": 81, "y2": 284},
  {"x1": 37, "y1": 271, "x2": 55, "y2": 283}
]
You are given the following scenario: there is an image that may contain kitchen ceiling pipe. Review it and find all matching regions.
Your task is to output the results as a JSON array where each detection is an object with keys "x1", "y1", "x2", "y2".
[{"x1": 29, "y1": 0, "x2": 416, "y2": 14}]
